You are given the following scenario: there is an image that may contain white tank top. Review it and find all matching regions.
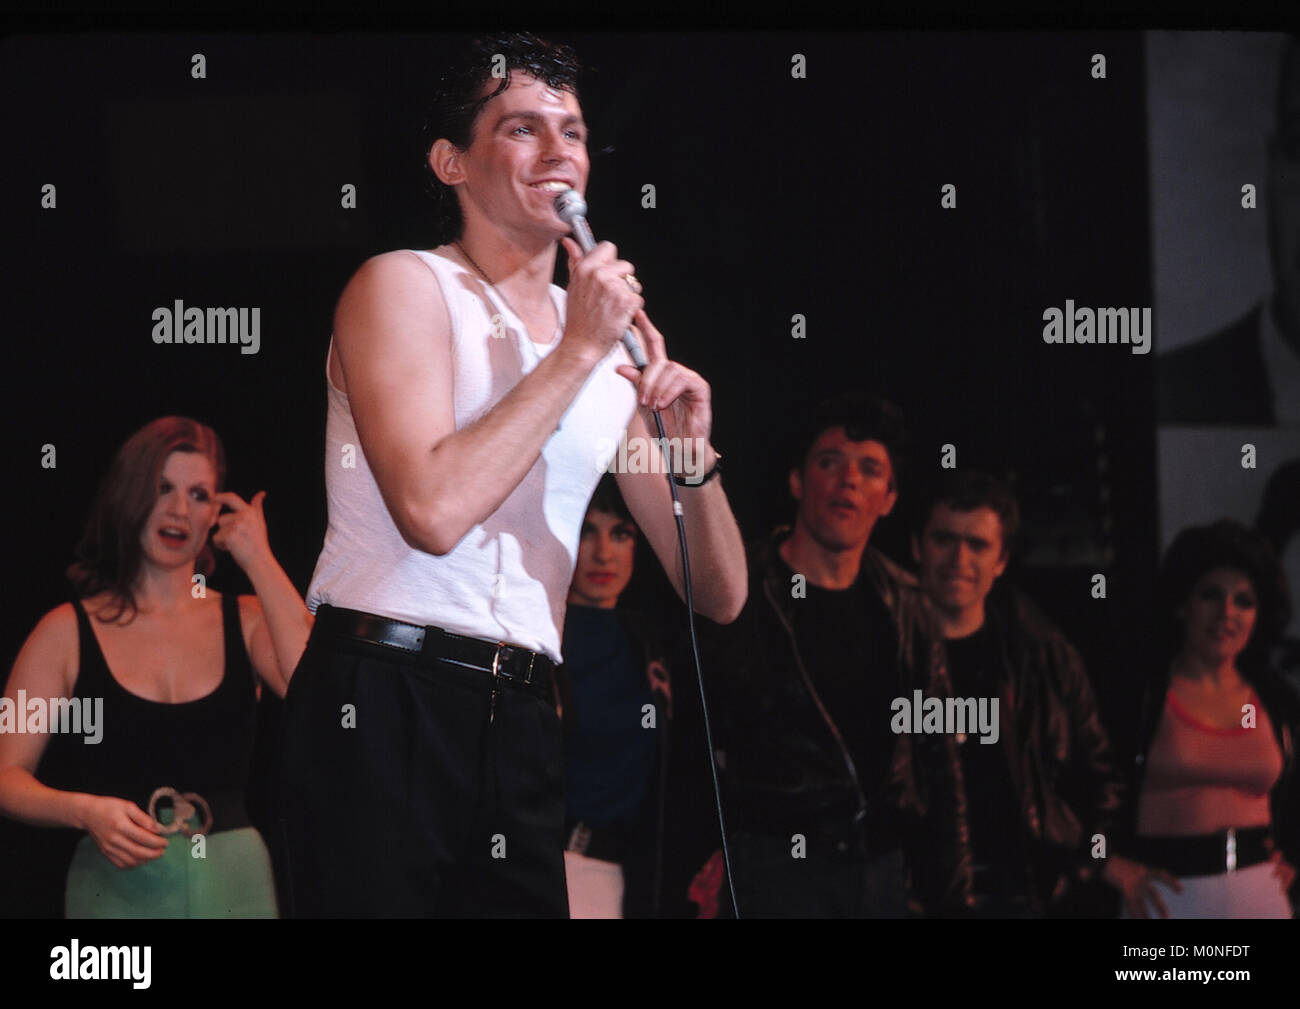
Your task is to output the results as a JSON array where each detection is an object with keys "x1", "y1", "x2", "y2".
[{"x1": 306, "y1": 247, "x2": 638, "y2": 663}]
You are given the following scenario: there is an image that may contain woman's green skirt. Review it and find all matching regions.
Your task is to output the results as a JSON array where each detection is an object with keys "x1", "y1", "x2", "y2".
[{"x1": 65, "y1": 827, "x2": 278, "y2": 919}]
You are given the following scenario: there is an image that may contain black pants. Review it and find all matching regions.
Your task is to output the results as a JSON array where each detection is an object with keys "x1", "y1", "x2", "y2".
[{"x1": 278, "y1": 620, "x2": 569, "y2": 917}]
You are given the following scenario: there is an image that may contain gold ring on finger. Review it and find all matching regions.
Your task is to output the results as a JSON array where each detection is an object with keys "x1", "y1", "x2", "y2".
[{"x1": 623, "y1": 274, "x2": 642, "y2": 294}]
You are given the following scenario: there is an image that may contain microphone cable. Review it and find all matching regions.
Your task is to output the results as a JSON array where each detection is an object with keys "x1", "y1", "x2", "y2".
[{"x1": 644, "y1": 404, "x2": 741, "y2": 920}]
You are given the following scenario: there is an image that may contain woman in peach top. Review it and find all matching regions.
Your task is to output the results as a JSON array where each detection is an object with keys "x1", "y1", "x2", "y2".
[{"x1": 1114, "y1": 520, "x2": 1298, "y2": 918}]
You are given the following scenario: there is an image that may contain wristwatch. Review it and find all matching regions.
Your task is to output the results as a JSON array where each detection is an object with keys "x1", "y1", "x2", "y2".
[{"x1": 673, "y1": 450, "x2": 722, "y2": 487}]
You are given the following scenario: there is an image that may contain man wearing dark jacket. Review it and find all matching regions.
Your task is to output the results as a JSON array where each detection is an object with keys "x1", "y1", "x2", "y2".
[
  {"x1": 703, "y1": 395, "x2": 972, "y2": 917},
  {"x1": 911, "y1": 470, "x2": 1132, "y2": 915}
]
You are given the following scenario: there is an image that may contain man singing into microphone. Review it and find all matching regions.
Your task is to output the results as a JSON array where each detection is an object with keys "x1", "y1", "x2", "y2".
[{"x1": 279, "y1": 33, "x2": 747, "y2": 917}]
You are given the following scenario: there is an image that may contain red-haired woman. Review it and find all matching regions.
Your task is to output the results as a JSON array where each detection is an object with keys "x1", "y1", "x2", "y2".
[{"x1": 0, "y1": 417, "x2": 312, "y2": 917}]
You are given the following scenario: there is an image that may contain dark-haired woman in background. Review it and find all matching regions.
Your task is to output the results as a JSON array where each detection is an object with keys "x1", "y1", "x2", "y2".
[
  {"x1": 1111, "y1": 519, "x2": 1298, "y2": 917},
  {"x1": 0, "y1": 417, "x2": 312, "y2": 917},
  {"x1": 557, "y1": 475, "x2": 674, "y2": 918}
]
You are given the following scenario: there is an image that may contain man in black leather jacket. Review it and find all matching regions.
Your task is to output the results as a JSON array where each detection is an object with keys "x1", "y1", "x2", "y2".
[
  {"x1": 910, "y1": 470, "x2": 1129, "y2": 916},
  {"x1": 703, "y1": 395, "x2": 972, "y2": 916}
]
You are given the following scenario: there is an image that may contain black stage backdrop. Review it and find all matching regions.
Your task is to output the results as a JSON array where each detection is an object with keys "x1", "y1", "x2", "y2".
[{"x1": 2, "y1": 32, "x2": 1157, "y2": 914}]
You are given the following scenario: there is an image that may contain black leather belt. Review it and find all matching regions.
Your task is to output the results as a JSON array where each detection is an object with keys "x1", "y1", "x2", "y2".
[
  {"x1": 316, "y1": 604, "x2": 555, "y2": 693},
  {"x1": 1132, "y1": 826, "x2": 1274, "y2": 878}
]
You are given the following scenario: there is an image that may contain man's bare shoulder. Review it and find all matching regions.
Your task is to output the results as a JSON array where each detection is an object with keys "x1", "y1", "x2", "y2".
[
  {"x1": 344, "y1": 249, "x2": 445, "y2": 296},
  {"x1": 334, "y1": 250, "x2": 452, "y2": 353}
]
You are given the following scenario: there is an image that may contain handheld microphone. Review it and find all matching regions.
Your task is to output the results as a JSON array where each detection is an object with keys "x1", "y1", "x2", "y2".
[{"x1": 553, "y1": 189, "x2": 648, "y2": 369}]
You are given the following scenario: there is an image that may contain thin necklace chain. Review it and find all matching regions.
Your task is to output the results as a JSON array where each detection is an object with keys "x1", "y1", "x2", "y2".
[{"x1": 453, "y1": 240, "x2": 559, "y2": 343}]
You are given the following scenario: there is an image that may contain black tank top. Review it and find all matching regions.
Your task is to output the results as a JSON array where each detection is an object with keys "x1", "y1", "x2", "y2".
[{"x1": 37, "y1": 593, "x2": 257, "y2": 821}]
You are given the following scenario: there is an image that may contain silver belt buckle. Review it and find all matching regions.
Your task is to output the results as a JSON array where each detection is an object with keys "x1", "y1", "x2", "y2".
[
  {"x1": 492, "y1": 643, "x2": 535, "y2": 684},
  {"x1": 1225, "y1": 828, "x2": 1237, "y2": 872}
]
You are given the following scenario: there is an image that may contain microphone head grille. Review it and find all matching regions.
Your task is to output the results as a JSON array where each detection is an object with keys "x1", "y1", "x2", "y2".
[{"x1": 553, "y1": 188, "x2": 587, "y2": 223}]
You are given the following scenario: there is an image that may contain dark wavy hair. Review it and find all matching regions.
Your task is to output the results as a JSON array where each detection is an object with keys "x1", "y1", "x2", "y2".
[
  {"x1": 586, "y1": 471, "x2": 634, "y2": 527},
  {"x1": 67, "y1": 417, "x2": 226, "y2": 624},
  {"x1": 913, "y1": 469, "x2": 1021, "y2": 560},
  {"x1": 1155, "y1": 518, "x2": 1291, "y2": 677},
  {"x1": 420, "y1": 33, "x2": 584, "y2": 246},
  {"x1": 787, "y1": 392, "x2": 909, "y2": 493}
]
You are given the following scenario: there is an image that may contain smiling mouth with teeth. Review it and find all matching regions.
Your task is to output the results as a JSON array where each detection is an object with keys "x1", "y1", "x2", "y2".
[{"x1": 530, "y1": 181, "x2": 571, "y2": 191}]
